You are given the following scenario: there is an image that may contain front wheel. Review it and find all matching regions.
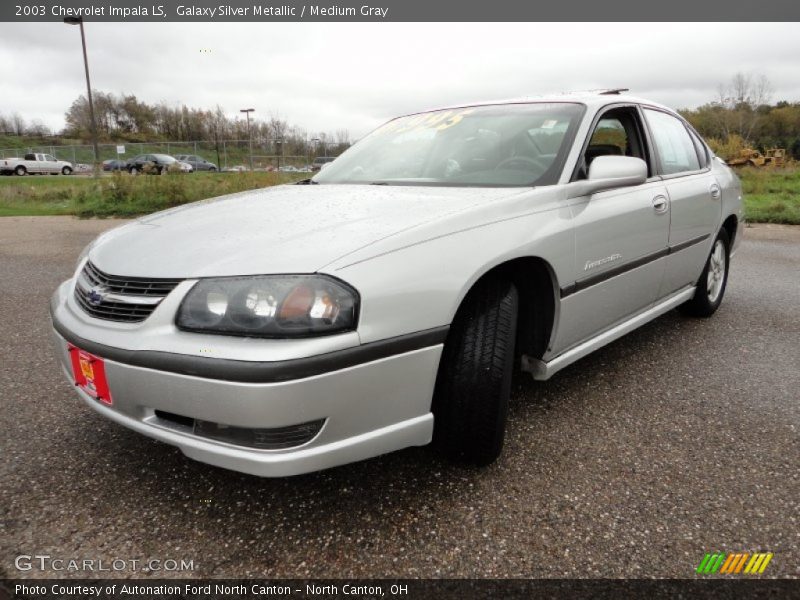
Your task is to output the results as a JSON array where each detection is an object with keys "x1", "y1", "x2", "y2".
[
  {"x1": 679, "y1": 229, "x2": 730, "y2": 318},
  {"x1": 129, "y1": 166, "x2": 139, "y2": 175},
  {"x1": 61, "y1": 166, "x2": 72, "y2": 175},
  {"x1": 432, "y1": 277, "x2": 518, "y2": 465}
]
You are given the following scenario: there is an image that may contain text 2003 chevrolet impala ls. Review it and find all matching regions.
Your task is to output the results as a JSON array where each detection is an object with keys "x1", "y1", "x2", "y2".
[{"x1": 50, "y1": 92, "x2": 743, "y2": 476}]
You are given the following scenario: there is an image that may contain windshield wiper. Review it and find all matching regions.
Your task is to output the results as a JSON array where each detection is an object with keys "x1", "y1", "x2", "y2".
[
  {"x1": 295, "y1": 178, "x2": 319, "y2": 185},
  {"x1": 369, "y1": 181, "x2": 390, "y2": 185}
]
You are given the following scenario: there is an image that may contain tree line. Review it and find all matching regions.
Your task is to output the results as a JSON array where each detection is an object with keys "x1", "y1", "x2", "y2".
[
  {"x1": 679, "y1": 73, "x2": 800, "y2": 161},
  {"x1": 2, "y1": 73, "x2": 798, "y2": 162},
  {"x1": 1, "y1": 92, "x2": 352, "y2": 158}
]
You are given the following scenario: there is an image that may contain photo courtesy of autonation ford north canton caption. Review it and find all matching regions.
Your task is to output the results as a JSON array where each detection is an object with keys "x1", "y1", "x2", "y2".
[{"x1": 14, "y1": 583, "x2": 399, "y2": 596}]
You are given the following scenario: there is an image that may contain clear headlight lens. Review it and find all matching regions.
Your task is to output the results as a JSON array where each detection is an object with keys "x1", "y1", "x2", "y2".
[{"x1": 176, "y1": 275, "x2": 358, "y2": 337}]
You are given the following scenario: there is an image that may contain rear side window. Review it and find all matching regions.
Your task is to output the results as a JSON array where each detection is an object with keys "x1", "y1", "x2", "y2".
[
  {"x1": 688, "y1": 129, "x2": 709, "y2": 169},
  {"x1": 644, "y1": 109, "x2": 700, "y2": 175}
]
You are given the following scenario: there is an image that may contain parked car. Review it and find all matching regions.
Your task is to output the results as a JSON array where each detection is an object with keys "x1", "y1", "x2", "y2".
[
  {"x1": 176, "y1": 160, "x2": 194, "y2": 173},
  {"x1": 126, "y1": 154, "x2": 178, "y2": 175},
  {"x1": 175, "y1": 154, "x2": 218, "y2": 172},
  {"x1": 0, "y1": 153, "x2": 73, "y2": 175},
  {"x1": 102, "y1": 159, "x2": 127, "y2": 172},
  {"x1": 50, "y1": 91, "x2": 743, "y2": 477},
  {"x1": 310, "y1": 156, "x2": 336, "y2": 171}
]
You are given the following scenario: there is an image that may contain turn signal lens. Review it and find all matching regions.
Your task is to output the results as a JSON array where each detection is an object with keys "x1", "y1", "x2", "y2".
[{"x1": 279, "y1": 285, "x2": 315, "y2": 320}]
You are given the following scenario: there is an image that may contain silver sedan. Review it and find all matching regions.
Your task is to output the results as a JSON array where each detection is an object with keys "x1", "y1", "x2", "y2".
[{"x1": 50, "y1": 91, "x2": 743, "y2": 476}]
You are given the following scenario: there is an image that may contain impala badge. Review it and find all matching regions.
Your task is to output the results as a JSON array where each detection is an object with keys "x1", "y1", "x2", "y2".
[{"x1": 585, "y1": 254, "x2": 622, "y2": 271}]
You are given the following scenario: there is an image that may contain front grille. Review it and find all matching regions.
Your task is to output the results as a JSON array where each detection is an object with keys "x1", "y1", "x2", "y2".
[
  {"x1": 154, "y1": 410, "x2": 325, "y2": 450},
  {"x1": 82, "y1": 261, "x2": 182, "y2": 296},
  {"x1": 74, "y1": 261, "x2": 182, "y2": 323}
]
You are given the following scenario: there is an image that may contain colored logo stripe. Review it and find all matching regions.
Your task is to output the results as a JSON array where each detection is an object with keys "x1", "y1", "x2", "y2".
[{"x1": 697, "y1": 552, "x2": 773, "y2": 575}]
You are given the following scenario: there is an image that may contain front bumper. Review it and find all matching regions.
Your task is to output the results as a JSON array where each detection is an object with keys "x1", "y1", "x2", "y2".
[{"x1": 51, "y1": 282, "x2": 443, "y2": 477}]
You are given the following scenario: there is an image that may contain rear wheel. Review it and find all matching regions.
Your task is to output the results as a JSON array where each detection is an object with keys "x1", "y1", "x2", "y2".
[
  {"x1": 14, "y1": 165, "x2": 26, "y2": 176},
  {"x1": 432, "y1": 277, "x2": 518, "y2": 465},
  {"x1": 679, "y1": 229, "x2": 730, "y2": 318}
]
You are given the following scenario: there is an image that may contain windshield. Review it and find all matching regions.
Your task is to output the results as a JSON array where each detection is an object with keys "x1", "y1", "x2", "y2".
[{"x1": 313, "y1": 103, "x2": 584, "y2": 186}]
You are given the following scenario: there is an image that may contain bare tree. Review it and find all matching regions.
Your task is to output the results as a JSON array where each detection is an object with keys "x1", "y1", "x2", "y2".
[
  {"x1": 714, "y1": 72, "x2": 773, "y2": 144},
  {"x1": 11, "y1": 112, "x2": 25, "y2": 136},
  {"x1": 26, "y1": 119, "x2": 50, "y2": 136}
]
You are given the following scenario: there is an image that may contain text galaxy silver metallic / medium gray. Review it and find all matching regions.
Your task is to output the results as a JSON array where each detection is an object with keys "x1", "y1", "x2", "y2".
[{"x1": 50, "y1": 91, "x2": 743, "y2": 476}]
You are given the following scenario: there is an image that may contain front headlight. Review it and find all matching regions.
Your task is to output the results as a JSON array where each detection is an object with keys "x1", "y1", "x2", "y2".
[{"x1": 176, "y1": 275, "x2": 359, "y2": 338}]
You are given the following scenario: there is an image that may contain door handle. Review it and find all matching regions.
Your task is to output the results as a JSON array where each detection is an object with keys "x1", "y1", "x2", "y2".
[
  {"x1": 709, "y1": 183, "x2": 721, "y2": 200},
  {"x1": 652, "y1": 195, "x2": 668, "y2": 214}
]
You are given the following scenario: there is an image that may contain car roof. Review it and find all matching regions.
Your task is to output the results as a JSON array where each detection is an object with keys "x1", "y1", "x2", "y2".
[{"x1": 401, "y1": 91, "x2": 678, "y2": 119}]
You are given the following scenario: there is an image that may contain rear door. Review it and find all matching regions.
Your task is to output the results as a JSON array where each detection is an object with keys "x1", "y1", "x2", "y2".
[
  {"x1": 44, "y1": 154, "x2": 59, "y2": 174},
  {"x1": 553, "y1": 105, "x2": 671, "y2": 353},
  {"x1": 642, "y1": 108, "x2": 720, "y2": 296}
]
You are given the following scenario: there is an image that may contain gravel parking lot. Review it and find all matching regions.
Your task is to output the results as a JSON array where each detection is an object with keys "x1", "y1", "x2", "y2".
[{"x1": 1, "y1": 217, "x2": 798, "y2": 579}]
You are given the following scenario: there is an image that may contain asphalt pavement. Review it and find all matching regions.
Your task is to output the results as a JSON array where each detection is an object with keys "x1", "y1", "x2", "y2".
[{"x1": 1, "y1": 217, "x2": 798, "y2": 579}]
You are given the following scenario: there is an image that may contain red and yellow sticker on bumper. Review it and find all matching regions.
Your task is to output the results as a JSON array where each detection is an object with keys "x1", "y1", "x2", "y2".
[{"x1": 67, "y1": 344, "x2": 112, "y2": 405}]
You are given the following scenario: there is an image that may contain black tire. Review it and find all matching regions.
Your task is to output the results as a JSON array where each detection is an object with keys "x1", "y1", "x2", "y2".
[
  {"x1": 61, "y1": 166, "x2": 72, "y2": 175},
  {"x1": 208, "y1": 167, "x2": 217, "y2": 172},
  {"x1": 678, "y1": 229, "x2": 730, "y2": 318},
  {"x1": 432, "y1": 277, "x2": 519, "y2": 465},
  {"x1": 14, "y1": 165, "x2": 26, "y2": 176}
]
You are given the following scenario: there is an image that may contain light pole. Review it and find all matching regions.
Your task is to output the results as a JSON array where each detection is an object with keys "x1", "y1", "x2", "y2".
[
  {"x1": 276, "y1": 139, "x2": 283, "y2": 170},
  {"x1": 64, "y1": 16, "x2": 100, "y2": 175},
  {"x1": 240, "y1": 108, "x2": 254, "y2": 171}
]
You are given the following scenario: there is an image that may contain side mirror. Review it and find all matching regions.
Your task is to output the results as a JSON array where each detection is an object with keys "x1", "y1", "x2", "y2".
[{"x1": 567, "y1": 156, "x2": 647, "y2": 199}]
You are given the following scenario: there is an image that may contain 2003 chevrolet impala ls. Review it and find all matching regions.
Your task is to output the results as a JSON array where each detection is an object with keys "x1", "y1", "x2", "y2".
[{"x1": 50, "y1": 91, "x2": 743, "y2": 476}]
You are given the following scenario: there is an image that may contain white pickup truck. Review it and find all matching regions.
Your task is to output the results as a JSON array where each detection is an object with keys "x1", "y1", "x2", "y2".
[{"x1": 0, "y1": 153, "x2": 74, "y2": 176}]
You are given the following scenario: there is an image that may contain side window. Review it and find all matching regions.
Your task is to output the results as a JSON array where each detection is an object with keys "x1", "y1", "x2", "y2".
[
  {"x1": 644, "y1": 109, "x2": 700, "y2": 175},
  {"x1": 588, "y1": 117, "x2": 627, "y2": 155},
  {"x1": 576, "y1": 107, "x2": 649, "y2": 180},
  {"x1": 688, "y1": 128, "x2": 709, "y2": 169}
]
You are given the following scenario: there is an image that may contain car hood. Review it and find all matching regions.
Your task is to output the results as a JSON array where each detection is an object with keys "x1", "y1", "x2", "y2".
[{"x1": 89, "y1": 184, "x2": 523, "y2": 278}]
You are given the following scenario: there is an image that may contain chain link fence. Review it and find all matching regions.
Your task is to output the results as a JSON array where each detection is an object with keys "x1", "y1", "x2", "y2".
[{"x1": 0, "y1": 140, "x2": 319, "y2": 170}]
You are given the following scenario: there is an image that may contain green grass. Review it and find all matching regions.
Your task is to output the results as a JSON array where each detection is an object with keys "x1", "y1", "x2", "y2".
[
  {"x1": 1, "y1": 167, "x2": 798, "y2": 224},
  {"x1": 737, "y1": 167, "x2": 800, "y2": 225},
  {"x1": 0, "y1": 171, "x2": 308, "y2": 218}
]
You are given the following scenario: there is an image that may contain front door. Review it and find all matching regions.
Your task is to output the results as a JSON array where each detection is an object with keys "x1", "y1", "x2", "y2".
[{"x1": 552, "y1": 106, "x2": 670, "y2": 353}]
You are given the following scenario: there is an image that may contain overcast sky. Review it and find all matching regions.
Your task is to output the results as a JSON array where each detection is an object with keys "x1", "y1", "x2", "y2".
[{"x1": 1, "y1": 22, "x2": 799, "y2": 138}]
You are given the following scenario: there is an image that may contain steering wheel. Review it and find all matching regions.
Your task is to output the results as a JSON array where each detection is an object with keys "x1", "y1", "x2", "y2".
[{"x1": 494, "y1": 155, "x2": 548, "y2": 172}]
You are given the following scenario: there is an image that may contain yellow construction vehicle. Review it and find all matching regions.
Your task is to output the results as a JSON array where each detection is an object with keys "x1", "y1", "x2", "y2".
[{"x1": 727, "y1": 147, "x2": 787, "y2": 168}]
